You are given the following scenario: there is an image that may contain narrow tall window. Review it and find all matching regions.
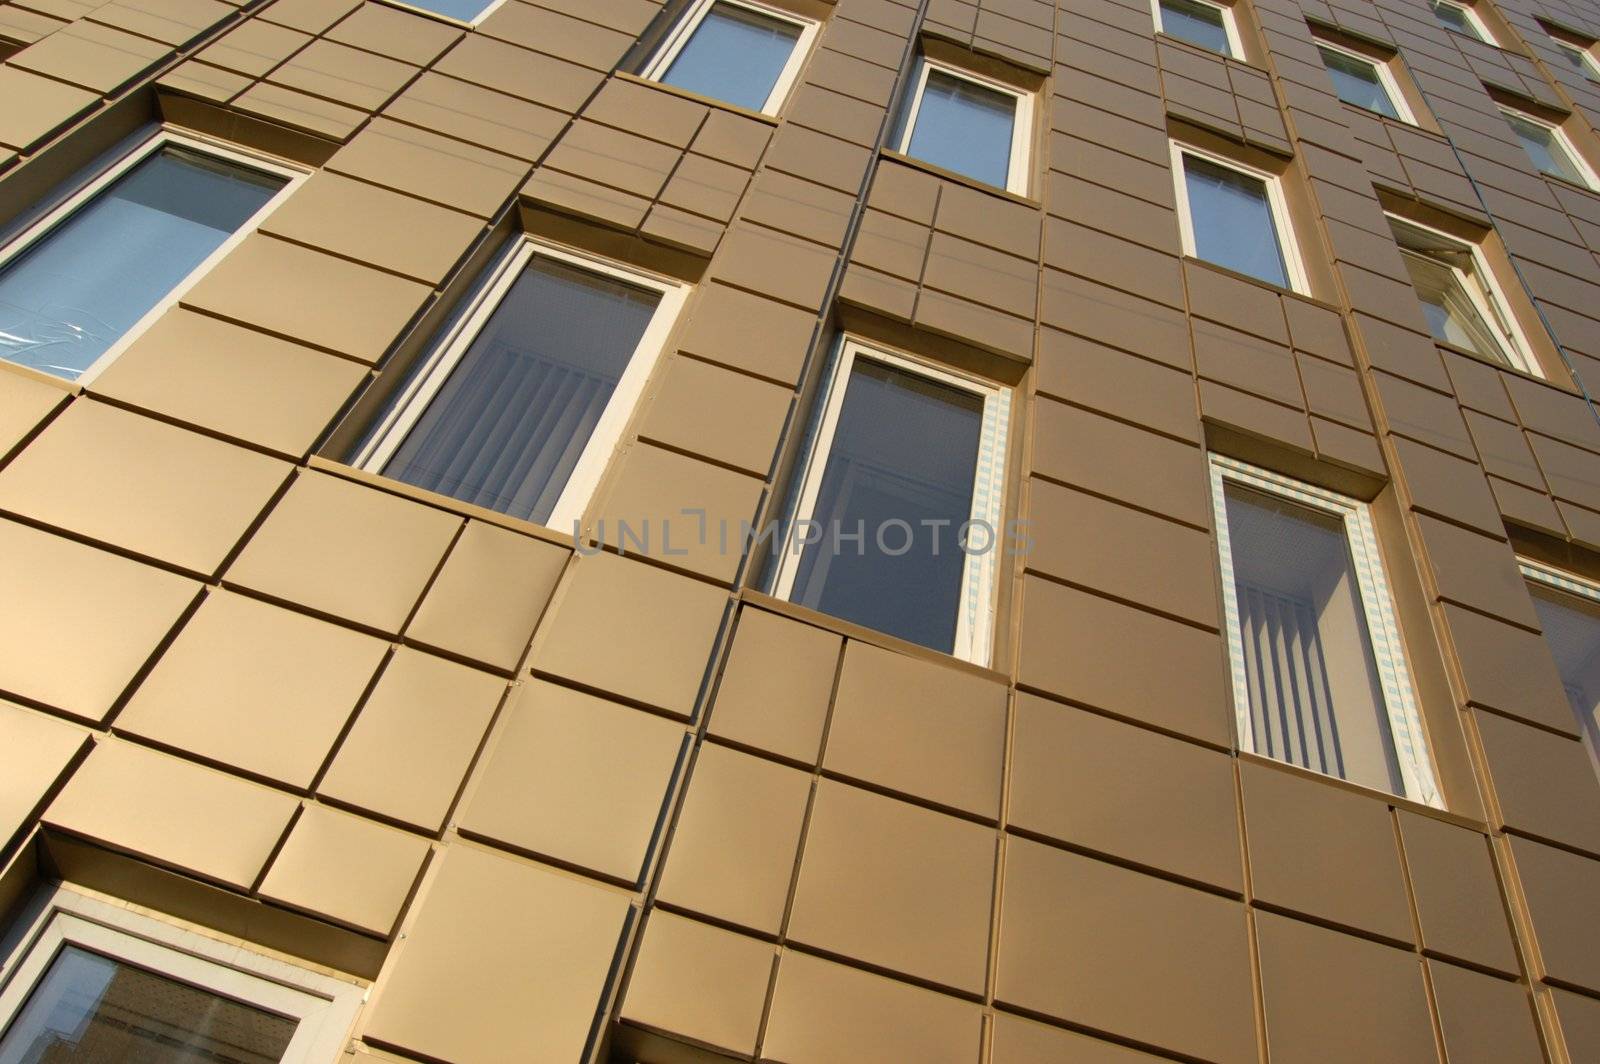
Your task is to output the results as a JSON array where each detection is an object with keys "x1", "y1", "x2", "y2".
[
  {"x1": 773, "y1": 339, "x2": 1010, "y2": 663},
  {"x1": 1317, "y1": 43, "x2": 1413, "y2": 122},
  {"x1": 1550, "y1": 34, "x2": 1600, "y2": 78},
  {"x1": 1388, "y1": 215, "x2": 1538, "y2": 374},
  {"x1": 1172, "y1": 145, "x2": 1307, "y2": 293},
  {"x1": 353, "y1": 240, "x2": 686, "y2": 529},
  {"x1": 642, "y1": 0, "x2": 817, "y2": 115},
  {"x1": 0, "y1": 131, "x2": 296, "y2": 382},
  {"x1": 1522, "y1": 560, "x2": 1600, "y2": 775},
  {"x1": 0, "y1": 887, "x2": 362, "y2": 1062},
  {"x1": 895, "y1": 59, "x2": 1033, "y2": 194},
  {"x1": 1151, "y1": 0, "x2": 1242, "y2": 57},
  {"x1": 1500, "y1": 107, "x2": 1598, "y2": 188},
  {"x1": 1211, "y1": 456, "x2": 1439, "y2": 804},
  {"x1": 1431, "y1": 0, "x2": 1493, "y2": 43}
]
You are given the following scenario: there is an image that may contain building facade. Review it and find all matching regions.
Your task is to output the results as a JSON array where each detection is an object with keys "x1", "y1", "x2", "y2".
[{"x1": 0, "y1": 0, "x2": 1599, "y2": 1058}]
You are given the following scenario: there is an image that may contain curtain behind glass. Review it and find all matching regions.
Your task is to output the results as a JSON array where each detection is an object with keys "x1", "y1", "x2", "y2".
[
  {"x1": 0, "y1": 146, "x2": 284, "y2": 381},
  {"x1": 1224, "y1": 484, "x2": 1404, "y2": 794},
  {"x1": 1183, "y1": 155, "x2": 1290, "y2": 287},
  {"x1": 1159, "y1": 0, "x2": 1232, "y2": 54},
  {"x1": 1396, "y1": 248, "x2": 1511, "y2": 362},
  {"x1": 790, "y1": 359, "x2": 984, "y2": 653},
  {"x1": 1529, "y1": 585, "x2": 1600, "y2": 770},
  {"x1": 0, "y1": 945, "x2": 296, "y2": 1064},
  {"x1": 1319, "y1": 47, "x2": 1400, "y2": 118},
  {"x1": 661, "y1": 2, "x2": 800, "y2": 111},
  {"x1": 906, "y1": 69, "x2": 1015, "y2": 188},
  {"x1": 384, "y1": 257, "x2": 659, "y2": 525}
]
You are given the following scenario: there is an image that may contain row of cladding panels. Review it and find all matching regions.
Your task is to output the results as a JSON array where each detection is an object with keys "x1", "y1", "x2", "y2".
[{"x1": 0, "y1": 0, "x2": 1598, "y2": 1060}]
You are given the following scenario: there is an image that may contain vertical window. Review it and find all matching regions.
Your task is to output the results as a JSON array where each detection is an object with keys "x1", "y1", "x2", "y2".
[
  {"x1": 1522, "y1": 560, "x2": 1600, "y2": 775},
  {"x1": 1550, "y1": 36, "x2": 1600, "y2": 79},
  {"x1": 1211, "y1": 456, "x2": 1439, "y2": 804},
  {"x1": 1500, "y1": 107, "x2": 1598, "y2": 189},
  {"x1": 1387, "y1": 216, "x2": 1537, "y2": 374},
  {"x1": 772, "y1": 339, "x2": 1010, "y2": 663},
  {"x1": 641, "y1": 0, "x2": 817, "y2": 115},
  {"x1": 353, "y1": 240, "x2": 687, "y2": 529},
  {"x1": 1431, "y1": 0, "x2": 1493, "y2": 43},
  {"x1": 1151, "y1": 0, "x2": 1243, "y2": 57},
  {"x1": 1171, "y1": 145, "x2": 1308, "y2": 293},
  {"x1": 0, "y1": 888, "x2": 362, "y2": 1062},
  {"x1": 895, "y1": 59, "x2": 1033, "y2": 194},
  {"x1": 0, "y1": 131, "x2": 298, "y2": 383},
  {"x1": 1317, "y1": 43, "x2": 1413, "y2": 122}
]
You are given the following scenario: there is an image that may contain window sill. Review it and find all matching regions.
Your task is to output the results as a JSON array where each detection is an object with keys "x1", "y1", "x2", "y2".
[
  {"x1": 877, "y1": 149, "x2": 1040, "y2": 207},
  {"x1": 1236, "y1": 751, "x2": 1488, "y2": 831},
  {"x1": 0, "y1": 357, "x2": 82, "y2": 395},
  {"x1": 740, "y1": 586, "x2": 1010, "y2": 682},
  {"x1": 366, "y1": 0, "x2": 498, "y2": 29},
  {"x1": 1154, "y1": 31, "x2": 1270, "y2": 74},
  {"x1": 613, "y1": 71, "x2": 782, "y2": 126},
  {"x1": 1180, "y1": 254, "x2": 1330, "y2": 307},
  {"x1": 306, "y1": 455, "x2": 580, "y2": 554},
  {"x1": 1433, "y1": 339, "x2": 1582, "y2": 396}
]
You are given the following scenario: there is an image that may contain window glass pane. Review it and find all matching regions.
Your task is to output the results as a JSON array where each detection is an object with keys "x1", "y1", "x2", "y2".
[
  {"x1": 660, "y1": 2, "x2": 802, "y2": 112},
  {"x1": 1396, "y1": 249, "x2": 1510, "y2": 361},
  {"x1": 790, "y1": 359, "x2": 985, "y2": 653},
  {"x1": 0, "y1": 146, "x2": 283, "y2": 381},
  {"x1": 1159, "y1": 0, "x2": 1232, "y2": 55},
  {"x1": 382, "y1": 257, "x2": 659, "y2": 525},
  {"x1": 0, "y1": 945, "x2": 296, "y2": 1063},
  {"x1": 1431, "y1": 1, "x2": 1483, "y2": 39},
  {"x1": 1182, "y1": 154, "x2": 1290, "y2": 288},
  {"x1": 397, "y1": 0, "x2": 493, "y2": 20},
  {"x1": 1319, "y1": 46, "x2": 1401, "y2": 119},
  {"x1": 1555, "y1": 40, "x2": 1590, "y2": 73},
  {"x1": 1223, "y1": 483, "x2": 1405, "y2": 794},
  {"x1": 1503, "y1": 111, "x2": 1589, "y2": 184},
  {"x1": 1529, "y1": 584, "x2": 1600, "y2": 770},
  {"x1": 905, "y1": 68, "x2": 1016, "y2": 188}
]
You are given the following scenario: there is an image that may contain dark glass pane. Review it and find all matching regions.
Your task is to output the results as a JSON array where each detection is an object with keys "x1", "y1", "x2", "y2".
[
  {"x1": 1224, "y1": 483, "x2": 1404, "y2": 794},
  {"x1": 0, "y1": 147, "x2": 283, "y2": 380},
  {"x1": 0, "y1": 945, "x2": 296, "y2": 1063},
  {"x1": 384, "y1": 257, "x2": 659, "y2": 524},
  {"x1": 1183, "y1": 154, "x2": 1291, "y2": 288},
  {"x1": 791, "y1": 359, "x2": 984, "y2": 653},
  {"x1": 1159, "y1": 0, "x2": 1232, "y2": 54},
  {"x1": 661, "y1": 2, "x2": 801, "y2": 111},
  {"x1": 1431, "y1": 0, "x2": 1483, "y2": 39},
  {"x1": 1503, "y1": 111, "x2": 1588, "y2": 184},
  {"x1": 1320, "y1": 46, "x2": 1400, "y2": 119},
  {"x1": 905, "y1": 69, "x2": 1015, "y2": 188}
]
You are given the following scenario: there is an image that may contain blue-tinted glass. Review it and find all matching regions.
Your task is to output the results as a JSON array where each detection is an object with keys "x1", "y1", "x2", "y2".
[
  {"x1": 1319, "y1": 46, "x2": 1400, "y2": 119},
  {"x1": 0, "y1": 146, "x2": 282, "y2": 380},
  {"x1": 1431, "y1": 0, "x2": 1483, "y2": 39},
  {"x1": 661, "y1": 2, "x2": 801, "y2": 111},
  {"x1": 0, "y1": 944, "x2": 296, "y2": 1063},
  {"x1": 398, "y1": 0, "x2": 493, "y2": 21},
  {"x1": 1159, "y1": 0, "x2": 1232, "y2": 55},
  {"x1": 1184, "y1": 155, "x2": 1290, "y2": 288},
  {"x1": 384, "y1": 258, "x2": 659, "y2": 524},
  {"x1": 905, "y1": 69, "x2": 1015, "y2": 188},
  {"x1": 1504, "y1": 111, "x2": 1589, "y2": 184},
  {"x1": 1555, "y1": 41, "x2": 1591, "y2": 73},
  {"x1": 790, "y1": 359, "x2": 984, "y2": 654}
]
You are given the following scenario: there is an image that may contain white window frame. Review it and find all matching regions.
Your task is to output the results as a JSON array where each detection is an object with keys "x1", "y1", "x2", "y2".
[
  {"x1": 1386, "y1": 213, "x2": 1542, "y2": 376},
  {"x1": 0, "y1": 886, "x2": 364, "y2": 1060},
  {"x1": 1432, "y1": 0, "x2": 1495, "y2": 43},
  {"x1": 770, "y1": 337, "x2": 1011, "y2": 666},
  {"x1": 1149, "y1": 0, "x2": 1245, "y2": 58},
  {"x1": 1550, "y1": 35, "x2": 1600, "y2": 79},
  {"x1": 1519, "y1": 557, "x2": 1600, "y2": 768},
  {"x1": 1315, "y1": 39, "x2": 1417, "y2": 124},
  {"x1": 1169, "y1": 142, "x2": 1311, "y2": 295},
  {"x1": 640, "y1": 0, "x2": 819, "y2": 116},
  {"x1": 1209, "y1": 454, "x2": 1442, "y2": 807},
  {"x1": 1498, "y1": 105, "x2": 1600, "y2": 190},
  {"x1": 351, "y1": 236, "x2": 688, "y2": 533},
  {"x1": 0, "y1": 126, "x2": 305, "y2": 387},
  {"x1": 895, "y1": 58, "x2": 1034, "y2": 195}
]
